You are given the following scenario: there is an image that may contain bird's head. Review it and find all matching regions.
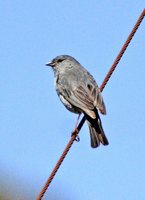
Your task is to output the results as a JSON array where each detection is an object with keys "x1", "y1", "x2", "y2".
[{"x1": 46, "y1": 55, "x2": 79, "y2": 71}]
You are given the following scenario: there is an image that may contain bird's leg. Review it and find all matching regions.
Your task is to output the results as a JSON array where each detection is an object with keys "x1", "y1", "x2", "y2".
[
  {"x1": 71, "y1": 113, "x2": 81, "y2": 142},
  {"x1": 74, "y1": 113, "x2": 81, "y2": 129}
]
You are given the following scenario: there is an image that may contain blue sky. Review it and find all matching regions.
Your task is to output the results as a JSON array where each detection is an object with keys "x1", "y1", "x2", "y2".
[{"x1": 0, "y1": 1, "x2": 145, "y2": 199}]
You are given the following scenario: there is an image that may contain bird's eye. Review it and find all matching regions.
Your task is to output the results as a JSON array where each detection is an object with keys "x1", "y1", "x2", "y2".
[{"x1": 57, "y1": 59, "x2": 64, "y2": 63}]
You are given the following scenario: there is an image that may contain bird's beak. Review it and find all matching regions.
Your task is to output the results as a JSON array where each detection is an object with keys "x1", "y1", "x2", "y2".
[{"x1": 45, "y1": 61, "x2": 55, "y2": 67}]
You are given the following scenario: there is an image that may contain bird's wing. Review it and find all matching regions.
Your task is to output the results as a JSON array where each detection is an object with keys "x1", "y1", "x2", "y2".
[
  {"x1": 73, "y1": 85, "x2": 95, "y2": 109},
  {"x1": 95, "y1": 90, "x2": 106, "y2": 115},
  {"x1": 71, "y1": 84, "x2": 106, "y2": 117}
]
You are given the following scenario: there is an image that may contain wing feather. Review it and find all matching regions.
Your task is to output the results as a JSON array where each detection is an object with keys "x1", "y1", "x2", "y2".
[{"x1": 73, "y1": 85, "x2": 94, "y2": 109}]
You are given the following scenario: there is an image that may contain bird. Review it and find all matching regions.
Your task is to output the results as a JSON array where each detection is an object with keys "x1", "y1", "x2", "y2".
[{"x1": 46, "y1": 55, "x2": 109, "y2": 148}]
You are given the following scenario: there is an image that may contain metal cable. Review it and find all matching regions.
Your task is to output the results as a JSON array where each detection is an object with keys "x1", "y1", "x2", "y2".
[{"x1": 37, "y1": 9, "x2": 145, "y2": 200}]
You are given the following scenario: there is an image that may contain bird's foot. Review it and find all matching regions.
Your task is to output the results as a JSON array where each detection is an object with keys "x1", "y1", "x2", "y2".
[{"x1": 71, "y1": 129, "x2": 80, "y2": 142}]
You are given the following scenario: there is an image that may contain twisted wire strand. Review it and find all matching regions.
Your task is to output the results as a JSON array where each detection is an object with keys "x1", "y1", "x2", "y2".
[{"x1": 37, "y1": 9, "x2": 145, "y2": 200}]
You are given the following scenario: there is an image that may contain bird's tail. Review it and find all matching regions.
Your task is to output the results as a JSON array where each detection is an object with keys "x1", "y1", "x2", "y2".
[{"x1": 85, "y1": 111, "x2": 109, "y2": 148}]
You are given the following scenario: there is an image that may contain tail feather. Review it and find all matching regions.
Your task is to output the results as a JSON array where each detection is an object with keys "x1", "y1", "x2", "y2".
[
  {"x1": 85, "y1": 110, "x2": 109, "y2": 148},
  {"x1": 88, "y1": 125, "x2": 100, "y2": 148}
]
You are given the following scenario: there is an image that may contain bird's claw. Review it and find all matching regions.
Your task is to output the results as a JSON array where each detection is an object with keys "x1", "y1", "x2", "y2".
[
  {"x1": 71, "y1": 129, "x2": 80, "y2": 142},
  {"x1": 75, "y1": 135, "x2": 80, "y2": 142}
]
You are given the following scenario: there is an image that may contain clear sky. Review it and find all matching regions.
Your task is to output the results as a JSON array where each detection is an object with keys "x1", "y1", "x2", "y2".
[{"x1": 0, "y1": 1, "x2": 145, "y2": 200}]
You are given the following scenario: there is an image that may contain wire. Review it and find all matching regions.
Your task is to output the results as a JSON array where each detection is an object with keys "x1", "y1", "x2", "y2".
[{"x1": 36, "y1": 9, "x2": 145, "y2": 200}]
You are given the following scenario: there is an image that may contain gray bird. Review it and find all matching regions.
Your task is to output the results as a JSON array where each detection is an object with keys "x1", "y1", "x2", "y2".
[{"x1": 46, "y1": 55, "x2": 109, "y2": 148}]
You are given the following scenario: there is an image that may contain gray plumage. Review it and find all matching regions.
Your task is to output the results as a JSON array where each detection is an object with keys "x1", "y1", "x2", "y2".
[{"x1": 46, "y1": 55, "x2": 109, "y2": 148}]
